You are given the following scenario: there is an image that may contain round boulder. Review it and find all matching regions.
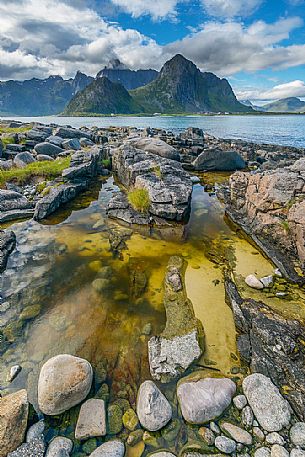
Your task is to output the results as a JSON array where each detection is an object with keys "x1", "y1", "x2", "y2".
[
  {"x1": 242, "y1": 374, "x2": 291, "y2": 432},
  {"x1": 38, "y1": 354, "x2": 93, "y2": 415},
  {"x1": 89, "y1": 440, "x2": 125, "y2": 457},
  {"x1": 34, "y1": 143, "x2": 64, "y2": 157},
  {"x1": 290, "y1": 423, "x2": 305, "y2": 449},
  {"x1": 136, "y1": 380, "x2": 172, "y2": 431},
  {"x1": 45, "y1": 436, "x2": 73, "y2": 457},
  {"x1": 14, "y1": 152, "x2": 35, "y2": 168},
  {"x1": 177, "y1": 376, "x2": 236, "y2": 424}
]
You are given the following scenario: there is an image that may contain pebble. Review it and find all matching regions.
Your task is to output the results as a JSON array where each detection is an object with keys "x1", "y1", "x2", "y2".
[
  {"x1": 198, "y1": 426, "x2": 215, "y2": 446},
  {"x1": 242, "y1": 406, "x2": 254, "y2": 428},
  {"x1": 26, "y1": 420, "x2": 45, "y2": 442},
  {"x1": 136, "y1": 380, "x2": 172, "y2": 431},
  {"x1": 89, "y1": 441, "x2": 125, "y2": 457},
  {"x1": 75, "y1": 399, "x2": 106, "y2": 440},
  {"x1": 233, "y1": 395, "x2": 247, "y2": 410},
  {"x1": 254, "y1": 447, "x2": 271, "y2": 457},
  {"x1": 290, "y1": 450, "x2": 305, "y2": 457},
  {"x1": 260, "y1": 275, "x2": 274, "y2": 288},
  {"x1": 270, "y1": 445, "x2": 289, "y2": 457},
  {"x1": 45, "y1": 437, "x2": 73, "y2": 457},
  {"x1": 290, "y1": 422, "x2": 305, "y2": 449},
  {"x1": 253, "y1": 427, "x2": 265, "y2": 441},
  {"x1": 266, "y1": 432, "x2": 285, "y2": 445},
  {"x1": 221, "y1": 422, "x2": 252, "y2": 445},
  {"x1": 210, "y1": 421, "x2": 221, "y2": 434},
  {"x1": 215, "y1": 436, "x2": 237, "y2": 454},
  {"x1": 9, "y1": 365, "x2": 22, "y2": 382},
  {"x1": 245, "y1": 274, "x2": 264, "y2": 289}
]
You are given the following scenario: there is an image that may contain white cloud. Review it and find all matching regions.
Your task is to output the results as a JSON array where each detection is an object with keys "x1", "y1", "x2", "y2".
[
  {"x1": 236, "y1": 80, "x2": 305, "y2": 101},
  {"x1": 201, "y1": 0, "x2": 263, "y2": 18},
  {"x1": 110, "y1": 0, "x2": 180, "y2": 20},
  {"x1": 165, "y1": 17, "x2": 305, "y2": 75},
  {"x1": 0, "y1": 0, "x2": 164, "y2": 79}
]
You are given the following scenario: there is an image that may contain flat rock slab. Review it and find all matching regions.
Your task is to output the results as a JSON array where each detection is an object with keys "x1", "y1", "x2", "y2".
[
  {"x1": 177, "y1": 376, "x2": 236, "y2": 424},
  {"x1": 38, "y1": 354, "x2": 93, "y2": 415},
  {"x1": 75, "y1": 399, "x2": 106, "y2": 440},
  {"x1": 89, "y1": 441, "x2": 125, "y2": 457},
  {"x1": 136, "y1": 380, "x2": 172, "y2": 431},
  {"x1": 242, "y1": 373, "x2": 291, "y2": 432}
]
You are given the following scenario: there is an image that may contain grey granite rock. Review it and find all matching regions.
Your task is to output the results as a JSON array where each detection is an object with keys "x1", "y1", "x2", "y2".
[{"x1": 136, "y1": 380, "x2": 172, "y2": 431}]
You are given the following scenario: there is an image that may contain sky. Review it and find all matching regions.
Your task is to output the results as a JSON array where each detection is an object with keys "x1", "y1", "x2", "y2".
[{"x1": 1, "y1": 0, "x2": 305, "y2": 103}]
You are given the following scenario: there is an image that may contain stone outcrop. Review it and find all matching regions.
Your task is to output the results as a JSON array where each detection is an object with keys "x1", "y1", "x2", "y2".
[
  {"x1": 34, "y1": 148, "x2": 101, "y2": 220},
  {"x1": 109, "y1": 144, "x2": 192, "y2": 223},
  {"x1": 0, "y1": 189, "x2": 34, "y2": 223},
  {"x1": 148, "y1": 256, "x2": 203, "y2": 382},
  {"x1": 38, "y1": 354, "x2": 93, "y2": 415},
  {"x1": 0, "y1": 390, "x2": 29, "y2": 457},
  {"x1": 225, "y1": 159, "x2": 305, "y2": 281},
  {"x1": 0, "y1": 229, "x2": 16, "y2": 273},
  {"x1": 177, "y1": 374, "x2": 236, "y2": 424},
  {"x1": 225, "y1": 278, "x2": 305, "y2": 420}
]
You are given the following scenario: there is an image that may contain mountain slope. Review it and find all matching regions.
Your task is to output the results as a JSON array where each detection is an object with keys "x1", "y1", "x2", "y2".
[
  {"x1": 0, "y1": 72, "x2": 93, "y2": 116},
  {"x1": 131, "y1": 54, "x2": 250, "y2": 113},
  {"x1": 263, "y1": 97, "x2": 305, "y2": 113},
  {"x1": 97, "y1": 59, "x2": 158, "y2": 90},
  {"x1": 64, "y1": 76, "x2": 144, "y2": 115},
  {"x1": 240, "y1": 100, "x2": 264, "y2": 111}
]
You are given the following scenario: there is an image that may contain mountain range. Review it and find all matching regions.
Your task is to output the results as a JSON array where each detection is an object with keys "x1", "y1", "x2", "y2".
[
  {"x1": 65, "y1": 54, "x2": 250, "y2": 115},
  {"x1": 240, "y1": 97, "x2": 305, "y2": 113}
]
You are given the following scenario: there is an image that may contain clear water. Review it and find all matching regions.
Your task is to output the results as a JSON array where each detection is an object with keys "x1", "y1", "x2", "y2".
[{"x1": 1, "y1": 114, "x2": 305, "y2": 148}]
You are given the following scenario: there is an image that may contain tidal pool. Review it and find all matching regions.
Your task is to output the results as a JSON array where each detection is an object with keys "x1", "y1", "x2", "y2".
[{"x1": 1, "y1": 173, "x2": 304, "y2": 455}]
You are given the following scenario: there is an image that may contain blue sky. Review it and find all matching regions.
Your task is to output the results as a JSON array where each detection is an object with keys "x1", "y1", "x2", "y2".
[{"x1": 1, "y1": 0, "x2": 305, "y2": 102}]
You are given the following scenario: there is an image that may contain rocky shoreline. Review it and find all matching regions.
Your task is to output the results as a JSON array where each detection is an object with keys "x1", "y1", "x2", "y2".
[{"x1": 0, "y1": 119, "x2": 305, "y2": 457}]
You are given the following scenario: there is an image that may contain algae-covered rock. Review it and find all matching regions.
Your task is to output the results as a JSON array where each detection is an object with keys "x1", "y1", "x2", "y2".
[
  {"x1": 127, "y1": 429, "x2": 144, "y2": 446},
  {"x1": 148, "y1": 256, "x2": 203, "y2": 383},
  {"x1": 161, "y1": 418, "x2": 181, "y2": 443},
  {"x1": 20, "y1": 304, "x2": 41, "y2": 320},
  {"x1": 142, "y1": 430, "x2": 162, "y2": 448},
  {"x1": 108, "y1": 404, "x2": 123, "y2": 435},
  {"x1": 122, "y1": 408, "x2": 139, "y2": 431}
]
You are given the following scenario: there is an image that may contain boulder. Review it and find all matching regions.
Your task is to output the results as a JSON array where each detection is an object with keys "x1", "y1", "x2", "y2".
[
  {"x1": 55, "y1": 127, "x2": 92, "y2": 140},
  {"x1": 136, "y1": 380, "x2": 172, "y2": 431},
  {"x1": 192, "y1": 149, "x2": 245, "y2": 171},
  {"x1": 0, "y1": 159, "x2": 13, "y2": 170},
  {"x1": 0, "y1": 390, "x2": 29, "y2": 457},
  {"x1": 34, "y1": 182, "x2": 87, "y2": 221},
  {"x1": 290, "y1": 422, "x2": 305, "y2": 449},
  {"x1": 37, "y1": 154, "x2": 54, "y2": 161},
  {"x1": 75, "y1": 399, "x2": 106, "y2": 440},
  {"x1": 127, "y1": 137, "x2": 180, "y2": 161},
  {"x1": 61, "y1": 149, "x2": 101, "y2": 181},
  {"x1": 14, "y1": 151, "x2": 35, "y2": 168},
  {"x1": 242, "y1": 374, "x2": 291, "y2": 431},
  {"x1": 177, "y1": 376, "x2": 236, "y2": 424},
  {"x1": 38, "y1": 354, "x2": 93, "y2": 415},
  {"x1": 89, "y1": 441, "x2": 125, "y2": 457},
  {"x1": 46, "y1": 135, "x2": 64, "y2": 147},
  {"x1": 26, "y1": 128, "x2": 49, "y2": 142},
  {"x1": 62, "y1": 138, "x2": 81, "y2": 150},
  {"x1": 34, "y1": 142, "x2": 63, "y2": 157},
  {"x1": 45, "y1": 437, "x2": 73, "y2": 457}
]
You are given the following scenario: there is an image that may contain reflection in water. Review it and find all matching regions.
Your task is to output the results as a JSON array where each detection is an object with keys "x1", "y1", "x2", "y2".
[{"x1": 1, "y1": 174, "x2": 304, "y2": 453}]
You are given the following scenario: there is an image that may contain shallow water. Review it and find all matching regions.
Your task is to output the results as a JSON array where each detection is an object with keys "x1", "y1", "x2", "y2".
[
  {"x1": 1, "y1": 173, "x2": 304, "y2": 454},
  {"x1": 2, "y1": 114, "x2": 305, "y2": 148}
]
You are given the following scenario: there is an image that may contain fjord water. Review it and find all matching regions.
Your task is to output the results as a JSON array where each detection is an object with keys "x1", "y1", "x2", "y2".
[{"x1": 2, "y1": 114, "x2": 305, "y2": 147}]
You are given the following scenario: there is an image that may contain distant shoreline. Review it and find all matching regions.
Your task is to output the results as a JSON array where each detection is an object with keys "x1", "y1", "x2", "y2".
[{"x1": 1, "y1": 112, "x2": 305, "y2": 118}]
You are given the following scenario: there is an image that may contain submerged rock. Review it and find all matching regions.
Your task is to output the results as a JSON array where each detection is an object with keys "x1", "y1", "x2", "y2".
[
  {"x1": 38, "y1": 354, "x2": 93, "y2": 415},
  {"x1": 0, "y1": 390, "x2": 29, "y2": 457},
  {"x1": 75, "y1": 399, "x2": 106, "y2": 440},
  {"x1": 89, "y1": 440, "x2": 125, "y2": 457},
  {"x1": 136, "y1": 380, "x2": 172, "y2": 431},
  {"x1": 243, "y1": 374, "x2": 291, "y2": 432},
  {"x1": 177, "y1": 375, "x2": 236, "y2": 424},
  {"x1": 148, "y1": 256, "x2": 203, "y2": 382},
  {"x1": 45, "y1": 437, "x2": 73, "y2": 457}
]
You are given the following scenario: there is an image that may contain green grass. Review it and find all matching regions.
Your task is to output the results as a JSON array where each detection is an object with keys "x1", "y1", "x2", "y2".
[
  {"x1": 102, "y1": 158, "x2": 111, "y2": 169},
  {"x1": 0, "y1": 157, "x2": 70, "y2": 187},
  {"x1": 127, "y1": 188, "x2": 151, "y2": 213},
  {"x1": 0, "y1": 126, "x2": 31, "y2": 134}
]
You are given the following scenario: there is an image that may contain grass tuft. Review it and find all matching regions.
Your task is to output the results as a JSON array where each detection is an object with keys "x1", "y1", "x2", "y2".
[
  {"x1": 0, "y1": 157, "x2": 70, "y2": 187},
  {"x1": 127, "y1": 188, "x2": 151, "y2": 213}
]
